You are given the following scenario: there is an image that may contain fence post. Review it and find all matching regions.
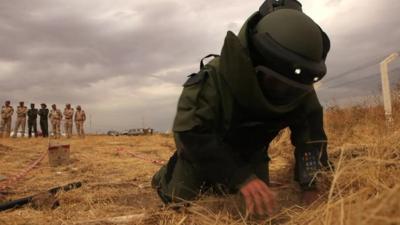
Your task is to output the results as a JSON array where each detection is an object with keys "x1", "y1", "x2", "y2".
[{"x1": 380, "y1": 53, "x2": 399, "y2": 123}]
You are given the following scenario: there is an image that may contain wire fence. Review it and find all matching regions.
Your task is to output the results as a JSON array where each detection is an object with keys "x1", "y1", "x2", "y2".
[
  {"x1": 321, "y1": 66, "x2": 400, "y2": 89},
  {"x1": 320, "y1": 51, "x2": 400, "y2": 122},
  {"x1": 320, "y1": 51, "x2": 400, "y2": 91}
]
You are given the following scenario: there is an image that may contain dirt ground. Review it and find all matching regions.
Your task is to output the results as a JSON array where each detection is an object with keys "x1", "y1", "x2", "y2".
[
  {"x1": 0, "y1": 134, "x2": 307, "y2": 225},
  {"x1": 0, "y1": 105, "x2": 399, "y2": 225}
]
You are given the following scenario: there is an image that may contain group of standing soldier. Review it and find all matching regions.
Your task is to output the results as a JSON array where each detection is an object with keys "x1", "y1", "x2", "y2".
[{"x1": 0, "y1": 101, "x2": 86, "y2": 139}]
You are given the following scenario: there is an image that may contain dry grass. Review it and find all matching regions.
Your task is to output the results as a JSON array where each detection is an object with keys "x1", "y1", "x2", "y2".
[{"x1": 0, "y1": 93, "x2": 399, "y2": 225}]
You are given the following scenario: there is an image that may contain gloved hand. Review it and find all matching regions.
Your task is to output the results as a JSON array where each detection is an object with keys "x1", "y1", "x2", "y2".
[{"x1": 240, "y1": 178, "x2": 276, "y2": 216}]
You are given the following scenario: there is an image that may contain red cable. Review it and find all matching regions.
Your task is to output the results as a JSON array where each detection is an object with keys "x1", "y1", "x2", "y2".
[
  {"x1": 116, "y1": 147, "x2": 165, "y2": 165},
  {"x1": 126, "y1": 152, "x2": 166, "y2": 165},
  {"x1": 0, "y1": 151, "x2": 48, "y2": 192}
]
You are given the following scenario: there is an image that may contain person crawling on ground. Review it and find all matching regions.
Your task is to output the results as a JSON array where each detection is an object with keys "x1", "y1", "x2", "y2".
[{"x1": 152, "y1": 0, "x2": 333, "y2": 216}]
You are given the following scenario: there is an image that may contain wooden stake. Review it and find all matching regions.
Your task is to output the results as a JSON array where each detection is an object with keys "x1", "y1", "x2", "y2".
[{"x1": 380, "y1": 53, "x2": 399, "y2": 123}]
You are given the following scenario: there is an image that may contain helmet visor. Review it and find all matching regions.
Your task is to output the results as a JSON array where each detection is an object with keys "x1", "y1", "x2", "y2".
[
  {"x1": 256, "y1": 65, "x2": 313, "y2": 105},
  {"x1": 252, "y1": 32, "x2": 326, "y2": 84}
]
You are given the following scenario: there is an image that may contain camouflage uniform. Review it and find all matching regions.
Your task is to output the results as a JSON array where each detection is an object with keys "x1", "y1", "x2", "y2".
[
  {"x1": 13, "y1": 105, "x2": 28, "y2": 138},
  {"x1": 74, "y1": 106, "x2": 86, "y2": 138},
  {"x1": 63, "y1": 106, "x2": 74, "y2": 138},
  {"x1": 49, "y1": 108, "x2": 63, "y2": 138},
  {"x1": 0, "y1": 103, "x2": 14, "y2": 138}
]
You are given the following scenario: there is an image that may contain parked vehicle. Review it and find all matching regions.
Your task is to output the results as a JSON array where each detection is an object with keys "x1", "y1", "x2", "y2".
[
  {"x1": 107, "y1": 130, "x2": 120, "y2": 136},
  {"x1": 126, "y1": 129, "x2": 143, "y2": 136}
]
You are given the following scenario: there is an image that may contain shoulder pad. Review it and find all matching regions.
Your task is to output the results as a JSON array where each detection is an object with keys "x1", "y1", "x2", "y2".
[{"x1": 183, "y1": 71, "x2": 208, "y2": 87}]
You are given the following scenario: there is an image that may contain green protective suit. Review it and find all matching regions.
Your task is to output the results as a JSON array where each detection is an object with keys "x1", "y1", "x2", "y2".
[{"x1": 152, "y1": 17, "x2": 330, "y2": 204}]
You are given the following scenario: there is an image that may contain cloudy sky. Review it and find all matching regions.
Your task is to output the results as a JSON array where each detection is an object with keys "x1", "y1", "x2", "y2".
[{"x1": 1, "y1": 0, "x2": 399, "y2": 132}]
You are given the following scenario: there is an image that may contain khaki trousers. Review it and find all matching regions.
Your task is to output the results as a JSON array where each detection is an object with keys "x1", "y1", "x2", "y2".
[
  {"x1": 13, "y1": 117, "x2": 26, "y2": 137},
  {"x1": 64, "y1": 119, "x2": 73, "y2": 138},
  {"x1": 51, "y1": 119, "x2": 61, "y2": 138},
  {"x1": 0, "y1": 117, "x2": 12, "y2": 138},
  {"x1": 75, "y1": 120, "x2": 85, "y2": 138}
]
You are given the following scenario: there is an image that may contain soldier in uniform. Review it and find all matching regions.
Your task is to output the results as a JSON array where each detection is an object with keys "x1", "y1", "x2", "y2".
[
  {"x1": 152, "y1": 0, "x2": 332, "y2": 216},
  {"x1": 74, "y1": 105, "x2": 86, "y2": 138},
  {"x1": 38, "y1": 103, "x2": 49, "y2": 137},
  {"x1": 0, "y1": 100, "x2": 14, "y2": 138},
  {"x1": 49, "y1": 104, "x2": 62, "y2": 138},
  {"x1": 13, "y1": 101, "x2": 28, "y2": 138},
  {"x1": 63, "y1": 104, "x2": 74, "y2": 138},
  {"x1": 27, "y1": 103, "x2": 39, "y2": 138}
]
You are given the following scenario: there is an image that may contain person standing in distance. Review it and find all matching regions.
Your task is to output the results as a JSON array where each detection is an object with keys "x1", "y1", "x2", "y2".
[
  {"x1": 27, "y1": 103, "x2": 39, "y2": 138},
  {"x1": 49, "y1": 104, "x2": 63, "y2": 139},
  {"x1": 74, "y1": 105, "x2": 86, "y2": 138},
  {"x1": 0, "y1": 100, "x2": 14, "y2": 138},
  {"x1": 38, "y1": 103, "x2": 49, "y2": 137},
  {"x1": 63, "y1": 104, "x2": 74, "y2": 138},
  {"x1": 13, "y1": 101, "x2": 28, "y2": 138}
]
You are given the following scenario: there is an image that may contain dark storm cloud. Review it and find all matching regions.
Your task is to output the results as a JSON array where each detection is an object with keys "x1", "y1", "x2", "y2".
[
  {"x1": 0, "y1": 0, "x2": 200, "y2": 89},
  {"x1": 0, "y1": 0, "x2": 399, "y2": 131}
]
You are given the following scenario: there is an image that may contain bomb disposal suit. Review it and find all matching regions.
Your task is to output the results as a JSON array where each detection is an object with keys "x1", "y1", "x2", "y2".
[{"x1": 152, "y1": 0, "x2": 332, "y2": 205}]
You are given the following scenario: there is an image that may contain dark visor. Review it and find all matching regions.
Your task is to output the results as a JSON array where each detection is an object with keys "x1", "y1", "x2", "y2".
[
  {"x1": 252, "y1": 33, "x2": 326, "y2": 84},
  {"x1": 256, "y1": 66, "x2": 314, "y2": 104}
]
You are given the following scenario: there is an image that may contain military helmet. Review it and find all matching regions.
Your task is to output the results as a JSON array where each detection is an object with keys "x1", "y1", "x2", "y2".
[{"x1": 245, "y1": 4, "x2": 330, "y2": 85}]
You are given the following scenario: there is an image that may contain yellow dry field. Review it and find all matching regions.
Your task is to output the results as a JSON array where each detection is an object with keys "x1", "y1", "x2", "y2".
[{"x1": 0, "y1": 99, "x2": 399, "y2": 225}]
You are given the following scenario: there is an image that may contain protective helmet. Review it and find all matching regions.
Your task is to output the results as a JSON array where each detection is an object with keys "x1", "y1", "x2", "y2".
[
  {"x1": 236, "y1": 1, "x2": 330, "y2": 104},
  {"x1": 250, "y1": 9, "x2": 330, "y2": 85}
]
